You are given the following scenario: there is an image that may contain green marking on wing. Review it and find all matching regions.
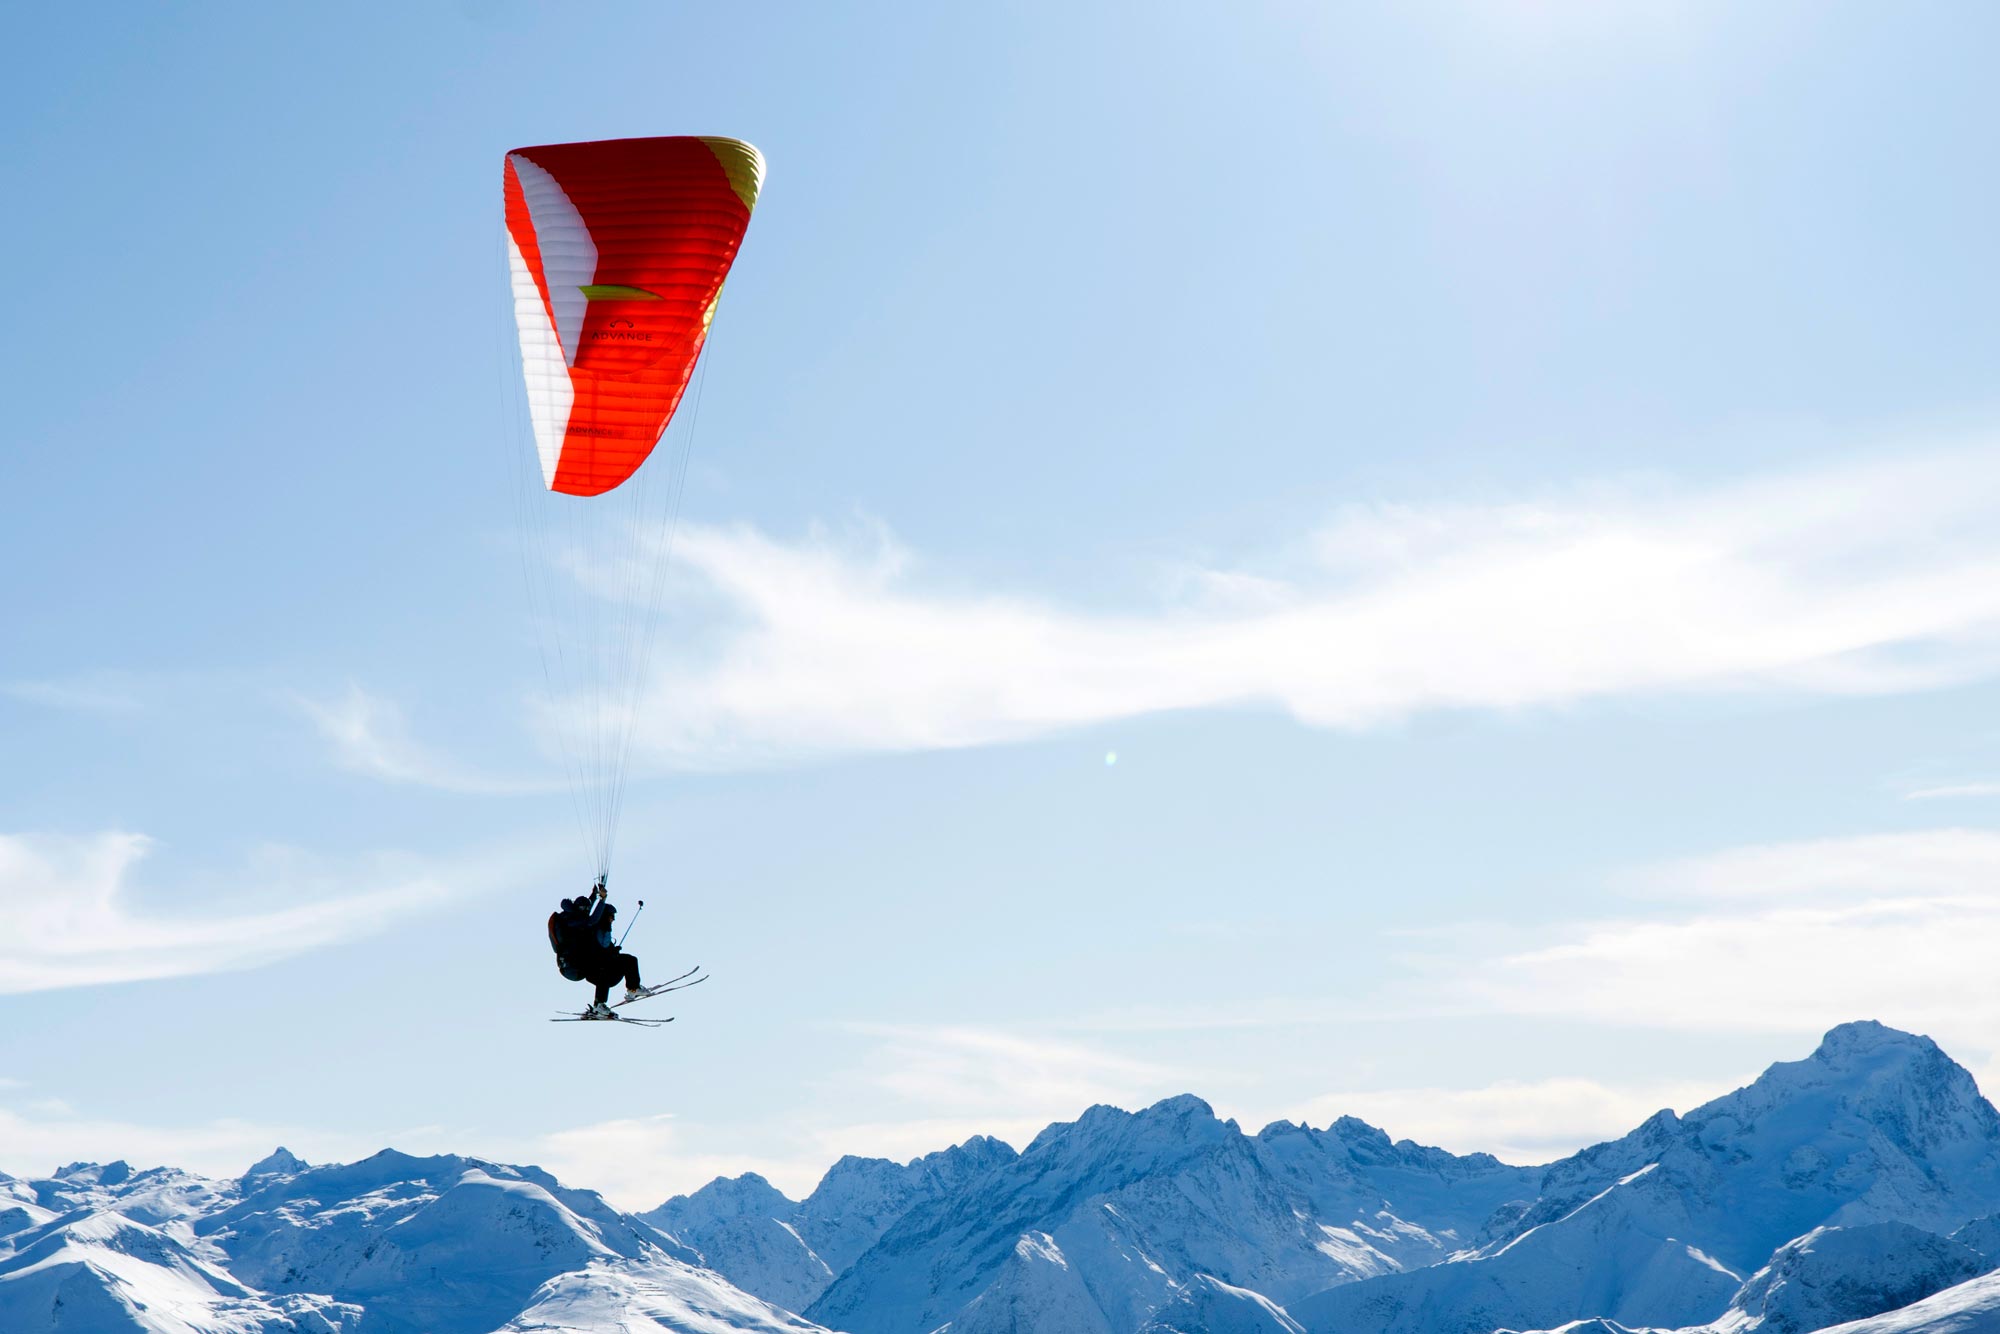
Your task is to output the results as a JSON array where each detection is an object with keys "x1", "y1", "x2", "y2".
[{"x1": 579, "y1": 284, "x2": 661, "y2": 301}]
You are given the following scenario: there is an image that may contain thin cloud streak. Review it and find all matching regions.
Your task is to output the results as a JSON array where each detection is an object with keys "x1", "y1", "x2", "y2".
[
  {"x1": 1615, "y1": 827, "x2": 2000, "y2": 900},
  {"x1": 834, "y1": 1022, "x2": 1182, "y2": 1118},
  {"x1": 300, "y1": 684, "x2": 552, "y2": 795},
  {"x1": 1906, "y1": 782, "x2": 2000, "y2": 801},
  {"x1": 1, "y1": 675, "x2": 144, "y2": 713},
  {"x1": 0, "y1": 831, "x2": 460, "y2": 995},
  {"x1": 1291, "y1": 1075, "x2": 1741, "y2": 1167},
  {"x1": 1437, "y1": 828, "x2": 2000, "y2": 1049},
  {"x1": 615, "y1": 444, "x2": 2000, "y2": 769}
]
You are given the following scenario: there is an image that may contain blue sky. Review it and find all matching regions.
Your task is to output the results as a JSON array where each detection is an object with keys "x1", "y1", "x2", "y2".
[{"x1": 6, "y1": 1, "x2": 2000, "y2": 1207}]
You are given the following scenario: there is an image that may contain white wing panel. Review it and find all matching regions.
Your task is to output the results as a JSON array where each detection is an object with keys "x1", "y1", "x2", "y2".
[
  {"x1": 507, "y1": 234, "x2": 571, "y2": 488},
  {"x1": 507, "y1": 152, "x2": 596, "y2": 367}
]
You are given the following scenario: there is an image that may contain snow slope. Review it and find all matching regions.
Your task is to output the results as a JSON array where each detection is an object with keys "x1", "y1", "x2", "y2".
[
  {"x1": 1139, "y1": 1273, "x2": 1309, "y2": 1334},
  {"x1": 500, "y1": 1257, "x2": 831, "y2": 1333},
  {"x1": 202, "y1": 1151, "x2": 702, "y2": 1334},
  {"x1": 1712, "y1": 1223, "x2": 1988, "y2": 1334},
  {"x1": 0, "y1": 1209, "x2": 359, "y2": 1334},
  {"x1": 932, "y1": 1231, "x2": 1116, "y2": 1334},
  {"x1": 1811, "y1": 1272, "x2": 2000, "y2": 1334},
  {"x1": 1294, "y1": 1163, "x2": 1746, "y2": 1334},
  {"x1": 642, "y1": 1174, "x2": 833, "y2": 1314}
]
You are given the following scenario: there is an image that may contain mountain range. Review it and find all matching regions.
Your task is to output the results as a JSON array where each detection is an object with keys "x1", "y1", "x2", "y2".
[{"x1": 11, "y1": 1021, "x2": 2000, "y2": 1333}]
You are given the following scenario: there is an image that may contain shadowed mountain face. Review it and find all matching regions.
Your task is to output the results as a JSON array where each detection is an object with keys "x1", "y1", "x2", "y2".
[
  {"x1": 1497, "y1": 1021, "x2": 2000, "y2": 1266},
  {"x1": 641, "y1": 1135, "x2": 1019, "y2": 1311},
  {"x1": 1293, "y1": 1022, "x2": 2000, "y2": 1334},
  {"x1": 1718, "y1": 1222, "x2": 1988, "y2": 1334}
]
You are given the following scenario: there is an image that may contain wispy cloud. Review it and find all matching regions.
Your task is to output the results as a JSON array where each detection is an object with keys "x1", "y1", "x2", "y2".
[
  {"x1": 1614, "y1": 827, "x2": 2000, "y2": 900},
  {"x1": 1437, "y1": 828, "x2": 2000, "y2": 1049},
  {"x1": 1293, "y1": 1075, "x2": 1741, "y2": 1167},
  {"x1": 1, "y1": 674, "x2": 143, "y2": 713},
  {"x1": 0, "y1": 831, "x2": 460, "y2": 995},
  {"x1": 300, "y1": 684, "x2": 549, "y2": 795},
  {"x1": 605, "y1": 444, "x2": 2000, "y2": 768},
  {"x1": 1906, "y1": 782, "x2": 2000, "y2": 801},
  {"x1": 837, "y1": 1022, "x2": 1178, "y2": 1116}
]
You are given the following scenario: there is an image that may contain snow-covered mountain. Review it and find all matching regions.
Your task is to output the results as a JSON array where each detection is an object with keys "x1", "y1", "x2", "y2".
[
  {"x1": 200, "y1": 1148, "x2": 710, "y2": 1334},
  {"x1": 641, "y1": 1137, "x2": 1017, "y2": 1311},
  {"x1": 800, "y1": 1092, "x2": 1538, "y2": 1334},
  {"x1": 0, "y1": 1147, "x2": 826, "y2": 1334},
  {"x1": 1294, "y1": 1022, "x2": 2000, "y2": 1334},
  {"x1": 658, "y1": 1021, "x2": 2000, "y2": 1334},
  {"x1": 16, "y1": 1019, "x2": 2000, "y2": 1334}
]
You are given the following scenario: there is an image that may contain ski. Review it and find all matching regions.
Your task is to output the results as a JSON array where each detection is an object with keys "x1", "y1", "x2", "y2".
[
  {"x1": 634, "y1": 973, "x2": 709, "y2": 1000},
  {"x1": 609, "y1": 966, "x2": 708, "y2": 1008},
  {"x1": 611, "y1": 965, "x2": 701, "y2": 1005},
  {"x1": 552, "y1": 1012, "x2": 675, "y2": 1026},
  {"x1": 548, "y1": 967, "x2": 705, "y2": 1026}
]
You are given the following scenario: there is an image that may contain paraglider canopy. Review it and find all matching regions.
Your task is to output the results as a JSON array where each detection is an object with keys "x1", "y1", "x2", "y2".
[{"x1": 504, "y1": 135, "x2": 765, "y2": 497}]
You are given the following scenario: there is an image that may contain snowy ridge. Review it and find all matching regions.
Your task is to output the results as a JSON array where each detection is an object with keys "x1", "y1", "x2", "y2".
[
  {"x1": 1950, "y1": 1213, "x2": 2000, "y2": 1260},
  {"x1": 501, "y1": 1257, "x2": 830, "y2": 1333},
  {"x1": 0, "y1": 1146, "x2": 824, "y2": 1334},
  {"x1": 1140, "y1": 1274, "x2": 1309, "y2": 1334}
]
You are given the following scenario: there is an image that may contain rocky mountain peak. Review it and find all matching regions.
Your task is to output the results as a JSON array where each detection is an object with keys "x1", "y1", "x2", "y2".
[
  {"x1": 241, "y1": 1146, "x2": 306, "y2": 1180},
  {"x1": 52, "y1": 1159, "x2": 132, "y2": 1186}
]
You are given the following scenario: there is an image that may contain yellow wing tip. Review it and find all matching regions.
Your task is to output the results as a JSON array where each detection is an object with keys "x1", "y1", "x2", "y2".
[{"x1": 700, "y1": 137, "x2": 766, "y2": 211}]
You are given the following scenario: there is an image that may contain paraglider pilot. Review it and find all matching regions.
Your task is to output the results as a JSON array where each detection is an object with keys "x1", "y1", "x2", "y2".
[{"x1": 552, "y1": 880, "x2": 644, "y2": 1018}]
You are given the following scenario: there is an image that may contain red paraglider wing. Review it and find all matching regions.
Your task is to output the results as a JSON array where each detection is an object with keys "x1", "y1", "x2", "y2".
[{"x1": 504, "y1": 135, "x2": 763, "y2": 496}]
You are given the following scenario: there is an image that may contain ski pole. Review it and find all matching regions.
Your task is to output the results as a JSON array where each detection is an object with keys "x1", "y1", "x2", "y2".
[{"x1": 617, "y1": 899, "x2": 644, "y2": 950}]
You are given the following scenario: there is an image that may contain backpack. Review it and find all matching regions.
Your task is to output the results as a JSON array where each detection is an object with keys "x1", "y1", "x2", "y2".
[{"x1": 548, "y1": 907, "x2": 589, "y2": 982}]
